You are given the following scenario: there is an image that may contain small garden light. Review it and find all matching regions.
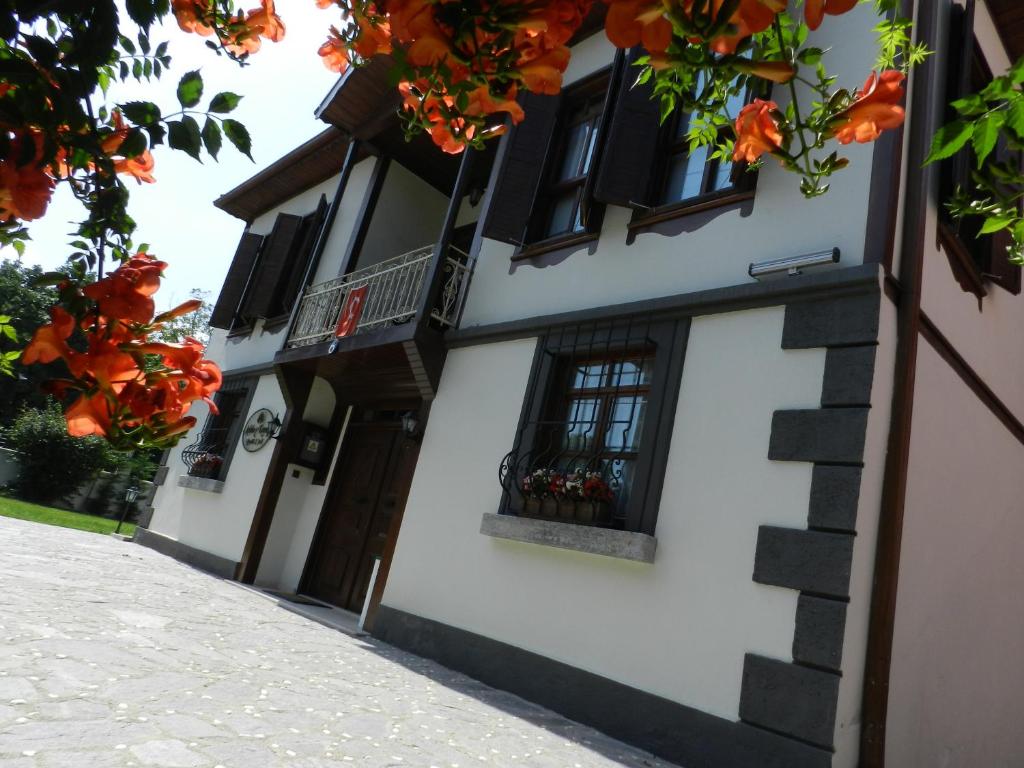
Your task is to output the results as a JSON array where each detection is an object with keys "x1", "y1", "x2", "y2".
[{"x1": 115, "y1": 486, "x2": 141, "y2": 536}]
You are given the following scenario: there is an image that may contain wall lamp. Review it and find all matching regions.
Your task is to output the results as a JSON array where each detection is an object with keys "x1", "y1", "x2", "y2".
[{"x1": 749, "y1": 248, "x2": 840, "y2": 281}]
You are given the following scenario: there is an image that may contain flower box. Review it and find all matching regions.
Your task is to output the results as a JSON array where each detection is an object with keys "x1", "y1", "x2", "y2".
[{"x1": 521, "y1": 497, "x2": 612, "y2": 527}]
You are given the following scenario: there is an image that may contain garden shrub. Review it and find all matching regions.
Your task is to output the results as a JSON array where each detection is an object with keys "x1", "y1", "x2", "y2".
[{"x1": 3, "y1": 402, "x2": 118, "y2": 505}]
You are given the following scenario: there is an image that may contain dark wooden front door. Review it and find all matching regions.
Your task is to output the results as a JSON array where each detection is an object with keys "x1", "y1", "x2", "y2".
[{"x1": 303, "y1": 422, "x2": 419, "y2": 612}]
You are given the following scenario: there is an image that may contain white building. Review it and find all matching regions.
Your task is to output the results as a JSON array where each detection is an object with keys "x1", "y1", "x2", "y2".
[{"x1": 141, "y1": 2, "x2": 1024, "y2": 765}]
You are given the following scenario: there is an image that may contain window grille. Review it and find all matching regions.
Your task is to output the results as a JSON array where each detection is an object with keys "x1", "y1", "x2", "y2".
[
  {"x1": 499, "y1": 315, "x2": 686, "y2": 534},
  {"x1": 181, "y1": 376, "x2": 254, "y2": 480}
]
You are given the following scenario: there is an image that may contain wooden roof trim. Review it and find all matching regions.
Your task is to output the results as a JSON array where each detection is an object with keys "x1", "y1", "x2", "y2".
[{"x1": 214, "y1": 128, "x2": 354, "y2": 222}]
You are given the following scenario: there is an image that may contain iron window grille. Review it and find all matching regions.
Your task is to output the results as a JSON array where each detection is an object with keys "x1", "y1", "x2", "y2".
[
  {"x1": 499, "y1": 316, "x2": 689, "y2": 535},
  {"x1": 181, "y1": 376, "x2": 254, "y2": 481}
]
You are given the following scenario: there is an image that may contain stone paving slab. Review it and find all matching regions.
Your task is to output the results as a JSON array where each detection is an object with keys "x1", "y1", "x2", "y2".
[{"x1": 0, "y1": 518, "x2": 679, "y2": 768}]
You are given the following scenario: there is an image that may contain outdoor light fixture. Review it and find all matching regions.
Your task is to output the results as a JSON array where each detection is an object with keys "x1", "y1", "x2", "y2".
[
  {"x1": 748, "y1": 248, "x2": 840, "y2": 281},
  {"x1": 401, "y1": 411, "x2": 420, "y2": 438},
  {"x1": 269, "y1": 413, "x2": 283, "y2": 439},
  {"x1": 114, "y1": 486, "x2": 141, "y2": 537}
]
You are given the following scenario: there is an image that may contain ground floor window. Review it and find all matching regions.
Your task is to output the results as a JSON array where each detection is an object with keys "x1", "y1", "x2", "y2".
[
  {"x1": 181, "y1": 376, "x2": 254, "y2": 481},
  {"x1": 499, "y1": 316, "x2": 688, "y2": 535}
]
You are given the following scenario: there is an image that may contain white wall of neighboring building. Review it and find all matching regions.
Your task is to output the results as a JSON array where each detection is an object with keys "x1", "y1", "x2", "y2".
[
  {"x1": 460, "y1": 5, "x2": 880, "y2": 329},
  {"x1": 885, "y1": 339, "x2": 1024, "y2": 766},
  {"x1": 382, "y1": 306, "x2": 827, "y2": 720},
  {"x1": 148, "y1": 373, "x2": 286, "y2": 563},
  {"x1": 356, "y1": 162, "x2": 450, "y2": 270}
]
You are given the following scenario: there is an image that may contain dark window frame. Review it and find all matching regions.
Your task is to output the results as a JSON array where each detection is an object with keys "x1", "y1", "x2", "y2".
[
  {"x1": 498, "y1": 316, "x2": 689, "y2": 536},
  {"x1": 516, "y1": 67, "x2": 616, "y2": 258},
  {"x1": 182, "y1": 375, "x2": 256, "y2": 482},
  {"x1": 937, "y1": 0, "x2": 1022, "y2": 297}
]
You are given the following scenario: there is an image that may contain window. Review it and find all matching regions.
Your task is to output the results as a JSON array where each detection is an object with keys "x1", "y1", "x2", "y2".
[
  {"x1": 538, "y1": 88, "x2": 606, "y2": 239},
  {"x1": 657, "y1": 85, "x2": 748, "y2": 206},
  {"x1": 938, "y1": 0, "x2": 1021, "y2": 296},
  {"x1": 499, "y1": 317, "x2": 688, "y2": 535},
  {"x1": 181, "y1": 377, "x2": 254, "y2": 481}
]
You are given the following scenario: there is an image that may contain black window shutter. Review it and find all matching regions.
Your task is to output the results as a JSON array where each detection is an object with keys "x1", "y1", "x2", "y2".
[
  {"x1": 280, "y1": 196, "x2": 330, "y2": 313},
  {"x1": 482, "y1": 91, "x2": 562, "y2": 245},
  {"x1": 209, "y1": 231, "x2": 264, "y2": 330},
  {"x1": 987, "y1": 144, "x2": 1022, "y2": 295},
  {"x1": 593, "y1": 49, "x2": 662, "y2": 209},
  {"x1": 939, "y1": 0, "x2": 976, "y2": 228},
  {"x1": 242, "y1": 212, "x2": 305, "y2": 319},
  {"x1": 579, "y1": 51, "x2": 624, "y2": 231}
]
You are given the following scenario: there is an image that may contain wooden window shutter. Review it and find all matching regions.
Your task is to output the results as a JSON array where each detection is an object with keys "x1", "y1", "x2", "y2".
[
  {"x1": 593, "y1": 49, "x2": 662, "y2": 209},
  {"x1": 939, "y1": 0, "x2": 976, "y2": 227},
  {"x1": 579, "y1": 52, "x2": 625, "y2": 230},
  {"x1": 241, "y1": 212, "x2": 305, "y2": 319},
  {"x1": 209, "y1": 231, "x2": 263, "y2": 329},
  {"x1": 280, "y1": 195, "x2": 330, "y2": 313},
  {"x1": 481, "y1": 91, "x2": 562, "y2": 245}
]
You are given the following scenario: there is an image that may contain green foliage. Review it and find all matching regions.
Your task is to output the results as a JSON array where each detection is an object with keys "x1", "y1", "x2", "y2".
[
  {"x1": 2, "y1": 402, "x2": 118, "y2": 505},
  {"x1": 151, "y1": 288, "x2": 213, "y2": 345},
  {"x1": 926, "y1": 56, "x2": 1024, "y2": 263},
  {"x1": 0, "y1": 496, "x2": 136, "y2": 537}
]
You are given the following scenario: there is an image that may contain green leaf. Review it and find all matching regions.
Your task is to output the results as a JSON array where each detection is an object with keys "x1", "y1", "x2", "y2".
[
  {"x1": 202, "y1": 118, "x2": 222, "y2": 160},
  {"x1": 118, "y1": 129, "x2": 148, "y2": 159},
  {"x1": 1007, "y1": 97, "x2": 1024, "y2": 140},
  {"x1": 176, "y1": 70, "x2": 203, "y2": 109},
  {"x1": 222, "y1": 119, "x2": 253, "y2": 160},
  {"x1": 925, "y1": 119, "x2": 974, "y2": 164},
  {"x1": 168, "y1": 118, "x2": 202, "y2": 161},
  {"x1": 972, "y1": 113, "x2": 1004, "y2": 167},
  {"x1": 208, "y1": 92, "x2": 242, "y2": 113},
  {"x1": 1, "y1": 324, "x2": 16, "y2": 342},
  {"x1": 119, "y1": 34, "x2": 136, "y2": 55},
  {"x1": 120, "y1": 100, "x2": 161, "y2": 125},
  {"x1": 979, "y1": 213, "x2": 1016, "y2": 235}
]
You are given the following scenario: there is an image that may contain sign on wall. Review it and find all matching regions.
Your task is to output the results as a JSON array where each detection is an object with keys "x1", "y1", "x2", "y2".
[{"x1": 242, "y1": 408, "x2": 280, "y2": 452}]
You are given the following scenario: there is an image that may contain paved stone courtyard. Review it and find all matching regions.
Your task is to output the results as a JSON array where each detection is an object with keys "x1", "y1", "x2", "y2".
[{"x1": 0, "y1": 518, "x2": 678, "y2": 768}]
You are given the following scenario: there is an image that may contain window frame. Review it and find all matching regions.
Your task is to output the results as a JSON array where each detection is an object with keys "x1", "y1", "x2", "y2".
[
  {"x1": 182, "y1": 376, "x2": 256, "y2": 482},
  {"x1": 517, "y1": 67, "x2": 615, "y2": 257},
  {"x1": 499, "y1": 316, "x2": 689, "y2": 535}
]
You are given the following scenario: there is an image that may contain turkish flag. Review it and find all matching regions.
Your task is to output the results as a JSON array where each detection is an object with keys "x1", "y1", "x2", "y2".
[{"x1": 335, "y1": 285, "x2": 368, "y2": 338}]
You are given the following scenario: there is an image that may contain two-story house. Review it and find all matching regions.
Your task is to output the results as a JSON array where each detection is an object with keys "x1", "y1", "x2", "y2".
[{"x1": 141, "y1": 2, "x2": 1024, "y2": 766}]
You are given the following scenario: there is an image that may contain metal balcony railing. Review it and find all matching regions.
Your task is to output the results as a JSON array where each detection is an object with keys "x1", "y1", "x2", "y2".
[
  {"x1": 181, "y1": 427, "x2": 230, "y2": 479},
  {"x1": 286, "y1": 244, "x2": 471, "y2": 349}
]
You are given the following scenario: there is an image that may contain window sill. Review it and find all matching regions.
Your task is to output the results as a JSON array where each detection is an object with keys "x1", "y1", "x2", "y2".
[
  {"x1": 479, "y1": 512, "x2": 656, "y2": 564},
  {"x1": 261, "y1": 314, "x2": 291, "y2": 333},
  {"x1": 177, "y1": 475, "x2": 225, "y2": 494},
  {"x1": 628, "y1": 187, "x2": 755, "y2": 231},
  {"x1": 512, "y1": 231, "x2": 600, "y2": 262}
]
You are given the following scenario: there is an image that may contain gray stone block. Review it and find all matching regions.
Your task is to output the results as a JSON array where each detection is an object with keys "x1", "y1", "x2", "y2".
[
  {"x1": 753, "y1": 526, "x2": 854, "y2": 598},
  {"x1": 793, "y1": 595, "x2": 848, "y2": 672},
  {"x1": 740, "y1": 654, "x2": 840, "y2": 749},
  {"x1": 479, "y1": 513, "x2": 657, "y2": 563},
  {"x1": 769, "y1": 409, "x2": 869, "y2": 465},
  {"x1": 782, "y1": 291, "x2": 881, "y2": 349},
  {"x1": 133, "y1": 527, "x2": 238, "y2": 579},
  {"x1": 822, "y1": 345, "x2": 877, "y2": 406},
  {"x1": 809, "y1": 465, "x2": 862, "y2": 532}
]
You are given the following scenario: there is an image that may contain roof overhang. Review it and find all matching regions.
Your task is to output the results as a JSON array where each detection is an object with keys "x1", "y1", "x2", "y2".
[
  {"x1": 214, "y1": 128, "x2": 357, "y2": 222},
  {"x1": 988, "y1": 0, "x2": 1024, "y2": 62}
]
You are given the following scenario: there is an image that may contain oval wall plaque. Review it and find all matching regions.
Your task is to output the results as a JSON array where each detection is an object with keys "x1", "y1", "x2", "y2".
[{"x1": 242, "y1": 408, "x2": 279, "y2": 452}]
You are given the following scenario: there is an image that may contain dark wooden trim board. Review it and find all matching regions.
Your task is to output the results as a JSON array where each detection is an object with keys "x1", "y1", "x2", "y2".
[{"x1": 372, "y1": 606, "x2": 832, "y2": 768}]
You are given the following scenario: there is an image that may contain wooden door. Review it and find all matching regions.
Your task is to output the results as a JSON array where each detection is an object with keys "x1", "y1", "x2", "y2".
[{"x1": 303, "y1": 423, "x2": 419, "y2": 612}]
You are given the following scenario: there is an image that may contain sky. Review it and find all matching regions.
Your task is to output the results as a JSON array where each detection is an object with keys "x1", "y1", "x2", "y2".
[{"x1": 3, "y1": 2, "x2": 342, "y2": 311}]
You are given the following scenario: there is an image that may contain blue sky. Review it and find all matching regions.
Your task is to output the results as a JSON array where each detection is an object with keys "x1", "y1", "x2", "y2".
[{"x1": 4, "y1": 2, "x2": 341, "y2": 310}]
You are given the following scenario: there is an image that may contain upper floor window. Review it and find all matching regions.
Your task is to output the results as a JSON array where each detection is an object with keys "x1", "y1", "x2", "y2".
[{"x1": 938, "y1": 0, "x2": 1021, "y2": 296}]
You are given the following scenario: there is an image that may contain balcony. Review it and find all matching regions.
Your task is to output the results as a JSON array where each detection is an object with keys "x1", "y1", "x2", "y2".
[
  {"x1": 286, "y1": 244, "x2": 470, "y2": 349},
  {"x1": 275, "y1": 243, "x2": 472, "y2": 403}
]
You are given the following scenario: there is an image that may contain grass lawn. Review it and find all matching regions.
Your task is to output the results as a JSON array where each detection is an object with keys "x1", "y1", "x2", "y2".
[{"x1": 0, "y1": 496, "x2": 136, "y2": 536}]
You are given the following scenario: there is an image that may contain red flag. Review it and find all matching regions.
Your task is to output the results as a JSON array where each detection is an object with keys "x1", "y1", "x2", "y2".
[{"x1": 335, "y1": 285, "x2": 368, "y2": 338}]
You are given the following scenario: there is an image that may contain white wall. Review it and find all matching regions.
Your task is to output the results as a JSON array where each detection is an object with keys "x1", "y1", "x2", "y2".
[
  {"x1": 311, "y1": 157, "x2": 376, "y2": 284},
  {"x1": 148, "y1": 373, "x2": 285, "y2": 562},
  {"x1": 382, "y1": 306, "x2": 827, "y2": 719},
  {"x1": 460, "y1": 5, "x2": 880, "y2": 328},
  {"x1": 355, "y1": 162, "x2": 450, "y2": 270},
  {"x1": 885, "y1": 339, "x2": 1024, "y2": 766}
]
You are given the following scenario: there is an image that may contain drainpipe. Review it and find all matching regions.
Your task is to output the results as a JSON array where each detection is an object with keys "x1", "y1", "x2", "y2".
[
  {"x1": 859, "y1": 1, "x2": 938, "y2": 763},
  {"x1": 280, "y1": 134, "x2": 361, "y2": 347}
]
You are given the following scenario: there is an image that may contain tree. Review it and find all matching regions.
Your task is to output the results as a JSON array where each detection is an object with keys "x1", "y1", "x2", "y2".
[
  {"x1": 0, "y1": 260, "x2": 61, "y2": 423},
  {"x1": 151, "y1": 289, "x2": 213, "y2": 346}
]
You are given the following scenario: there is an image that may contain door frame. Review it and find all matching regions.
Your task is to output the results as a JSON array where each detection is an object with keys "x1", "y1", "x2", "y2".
[{"x1": 297, "y1": 405, "x2": 421, "y2": 612}]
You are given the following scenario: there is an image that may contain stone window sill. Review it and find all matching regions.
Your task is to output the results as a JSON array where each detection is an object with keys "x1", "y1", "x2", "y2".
[
  {"x1": 177, "y1": 475, "x2": 225, "y2": 494},
  {"x1": 479, "y1": 513, "x2": 656, "y2": 564}
]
